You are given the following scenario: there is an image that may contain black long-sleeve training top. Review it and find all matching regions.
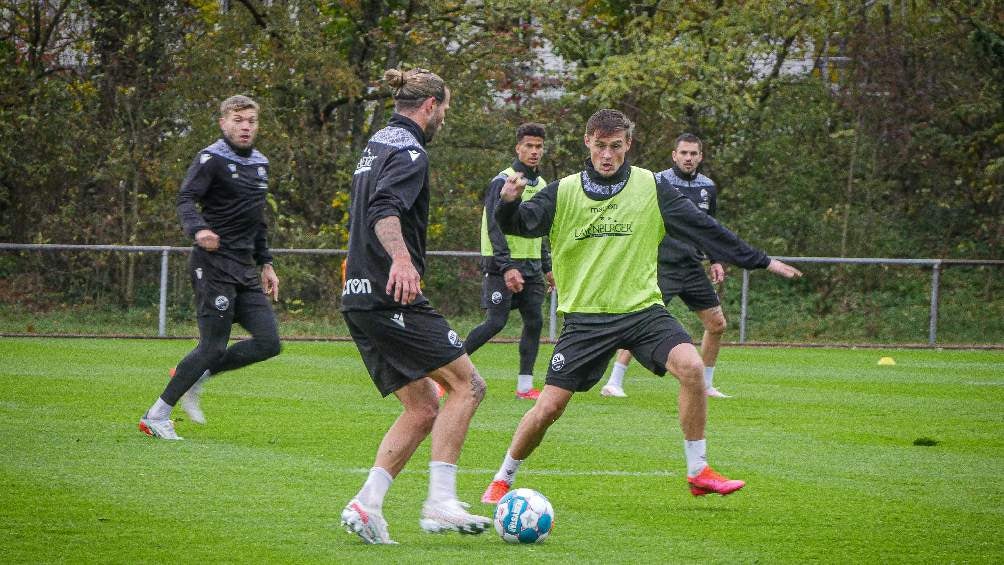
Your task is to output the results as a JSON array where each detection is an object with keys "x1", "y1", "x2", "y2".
[
  {"x1": 341, "y1": 113, "x2": 433, "y2": 312},
  {"x1": 176, "y1": 138, "x2": 272, "y2": 266},
  {"x1": 656, "y1": 165, "x2": 720, "y2": 267}
]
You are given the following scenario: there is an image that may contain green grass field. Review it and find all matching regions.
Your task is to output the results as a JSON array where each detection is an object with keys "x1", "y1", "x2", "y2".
[{"x1": 2, "y1": 338, "x2": 1002, "y2": 563}]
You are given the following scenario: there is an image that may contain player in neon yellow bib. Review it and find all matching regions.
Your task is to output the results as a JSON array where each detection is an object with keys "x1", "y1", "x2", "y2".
[
  {"x1": 466, "y1": 123, "x2": 555, "y2": 400},
  {"x1": 481, "y1": 109, "x2": 802, "y2": 504}
]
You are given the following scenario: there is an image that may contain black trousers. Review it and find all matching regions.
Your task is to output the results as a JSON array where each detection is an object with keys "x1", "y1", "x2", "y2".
[
  {"x1": 160, "y1": 249, "x2": 281, "y2": 405},
  {"x1": 465, "y1": 274, "x2": 545, "y2": 375}
]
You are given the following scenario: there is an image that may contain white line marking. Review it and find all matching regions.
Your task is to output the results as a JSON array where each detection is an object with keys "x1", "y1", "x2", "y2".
[{"x1": 344, "y1": 467, "x2": 676, "y2": 477}]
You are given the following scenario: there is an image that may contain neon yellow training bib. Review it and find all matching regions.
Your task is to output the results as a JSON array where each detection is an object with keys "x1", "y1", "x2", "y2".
[{"x1": 550, "y1": 166, "x2": 666, "y2": 314}]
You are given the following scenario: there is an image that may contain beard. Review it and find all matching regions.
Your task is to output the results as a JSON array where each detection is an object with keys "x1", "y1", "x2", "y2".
[
  {"x1": 424, "y1": 109, "x2": 445, "y2": 141},
  {"x1": 424, "y1": 121, "x2": 441, "y2": 142},
  {"x1": 224, "y1": 130, "x2": 255, "y2": 149}
]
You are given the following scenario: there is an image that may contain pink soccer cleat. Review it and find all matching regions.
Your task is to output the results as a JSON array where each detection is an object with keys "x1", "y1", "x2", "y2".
[
  {"x1": 687, "y1": 466, "x2": 745, "y2": 496},
  {"x1": 480, "y1": 480, "x2": 511, "y2": 504},
  {"x1": 515, "y1": 388, "x2": 541, "y2": 400}
]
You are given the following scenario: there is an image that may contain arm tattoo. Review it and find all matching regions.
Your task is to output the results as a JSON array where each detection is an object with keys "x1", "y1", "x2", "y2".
[{"x1": 374, "y1": 216, "x2": 409, "y2": 260}]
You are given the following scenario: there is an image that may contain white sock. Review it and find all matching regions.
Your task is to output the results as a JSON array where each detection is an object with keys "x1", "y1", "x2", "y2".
[
  {"x1": 684, "y1": 439, "x2": 708, "y2": 477},
  {"x1": 607, "y1": 362, "x2": 628, "y2": 388},
  {"x1": 517, "y1": 374, "x2": 534, "y2": 393},
  {"x1": 357, "y1": 467, "x2": 393, "y2": 510},
  {"x1": 704, "y1": 366, "x2": 715, "y2": 389},
  {"x1": 147, "y1": 397, "x2": 172, "y2": 420},
  {"x1": 493, "y1": 451, "x2": 522, "y2": 485},
  {"x1": 428, "y1": 461, "x2": 458, "y2": 502}
]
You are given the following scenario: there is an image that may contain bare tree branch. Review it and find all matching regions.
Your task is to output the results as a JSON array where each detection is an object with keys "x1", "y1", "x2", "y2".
[
  {"x1": 757, "y1": 29, "x2": 799, "y2": 107},
  {"x1": 38, "y1": 0, "x2": 71, "y2": 63},
  {"x1": 233, "y1": 0, "x2": 285, "y2": 48},
  {"x1": 321, "y1": 90, "x2": 391, "y2": 123}
]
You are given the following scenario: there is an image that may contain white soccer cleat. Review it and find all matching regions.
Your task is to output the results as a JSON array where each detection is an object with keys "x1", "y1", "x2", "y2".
[
  {"x1": 706, "y1": 386, "x2": 731, "y2": 398},
  {"x1": 138, "y1": 416, "x2": 183, "y2": 440},
  {"x1": 419, "y1": 499, "x2": 491, "y2": 535},
  {"x1": 600, "y1": 384, "x2": 627, "y2": 398},
  {"x1": 179, "y1": 370, "x2": 210, "y2": 424},
  {"x1": 341, "y1": 499, "x2": 397, "y2": 545}
]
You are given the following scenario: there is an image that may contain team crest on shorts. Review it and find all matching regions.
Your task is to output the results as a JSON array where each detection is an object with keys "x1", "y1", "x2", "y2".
[
  {"x1": 447, "y1": 330, "x2": 463, "y2": 348},
  {"x1": 491, "y1": 291, "x2": 503, "y2": 305},
  {"x1": 214, "y1": 295, "x2": 230, "y2": 311},
  {"x1": 550, "y1": 352, "x2": 566, "y2": 371}
]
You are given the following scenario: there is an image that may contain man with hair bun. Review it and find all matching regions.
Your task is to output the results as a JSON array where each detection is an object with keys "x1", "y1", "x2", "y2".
[
  {"x1": 339, "y1": 68, "x2": 492, "y2": 545},
  {"x1": 138, "y1": 94, "x2": 282, "y2": 440},
  {"x1": 481, "y1": 108, "x2": 802, "y2": 505},
  {"x1": 464, "y1": 122, "x2": 554, "y2": 400}
]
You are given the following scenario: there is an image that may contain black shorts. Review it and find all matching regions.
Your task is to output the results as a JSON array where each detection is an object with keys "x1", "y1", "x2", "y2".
[
  {"x1": 190, "y1": 247, "x2": 268, "y2": 319},
  {"x1": 344, "y1": 304, "x2": 467, "y2": 397},
  {"x1": 658, "y1": 264, "x2": 721, "y2": 311},
  {"x1": 480, "y1": 272, "x2": 546, "y2": 311},
  {"x1": 545, "y1": 305, "x2": 692, "y2": 392}
]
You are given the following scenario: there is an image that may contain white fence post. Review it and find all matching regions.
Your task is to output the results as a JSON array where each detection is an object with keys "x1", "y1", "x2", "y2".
[
  {"x1": 929, "y1": 262, "x2": 942, "y2": 346},
  {"x1": 549, "y1": 289, "x2": 557, "y2": 341},
  {"x1": 159, "y1": 248, "x2": 170, "y2": 337},
  {"x1": 739, "y1": 269, "x2": 750, "y2": 343}
]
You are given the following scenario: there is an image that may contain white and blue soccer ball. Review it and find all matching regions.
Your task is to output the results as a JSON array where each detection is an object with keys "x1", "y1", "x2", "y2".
[{"x1": 494, "y1": 488, "x2": 554, "y2": 544}]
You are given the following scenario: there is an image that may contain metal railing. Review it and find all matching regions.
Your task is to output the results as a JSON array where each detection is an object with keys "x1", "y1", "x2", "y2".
[
  {"x1": 0, "y1": 243, "x2": 483, "y2": 337},
  {"x1": 741, "y1": 257, "x2": 1003, "y2": 345},
  {"x1": 2, "y1": 243, "x2": 1002, "y2": 345}
]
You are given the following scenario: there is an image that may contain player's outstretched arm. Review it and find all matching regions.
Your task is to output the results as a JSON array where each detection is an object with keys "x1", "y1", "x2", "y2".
[{"x1": 766, "y1": 259, "x2": 802, "y2": 279}]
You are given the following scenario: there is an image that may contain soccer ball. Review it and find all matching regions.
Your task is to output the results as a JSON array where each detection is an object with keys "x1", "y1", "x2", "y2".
[{"x1": 494, "y1": 488, "x2": 554, "y2": 544}]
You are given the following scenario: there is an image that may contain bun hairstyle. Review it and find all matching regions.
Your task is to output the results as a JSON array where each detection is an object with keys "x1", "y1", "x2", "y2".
[{"x1": 383, "y1": 68, "x2": 446, "y2": 111}]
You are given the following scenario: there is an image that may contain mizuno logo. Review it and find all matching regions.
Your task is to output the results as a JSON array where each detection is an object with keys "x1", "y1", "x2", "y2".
[
  {"x1": 391, "y1": 312, "x2": 405, "y2": 328},
  {"x1": 408, "y1": 150, "x2": 421, "y2": 162}
]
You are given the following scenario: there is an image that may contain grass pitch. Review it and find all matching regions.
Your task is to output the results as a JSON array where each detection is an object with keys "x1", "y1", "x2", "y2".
[{"x1": 1, "y1": 338, "x2": 1002, "y2": 563}]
